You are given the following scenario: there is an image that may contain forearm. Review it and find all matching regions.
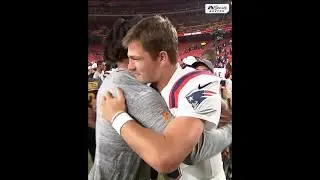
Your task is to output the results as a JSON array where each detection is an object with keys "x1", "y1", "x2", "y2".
[
  {"x1": 120, "y1": 121, "x2": 177, "y2": 173},
  {"x1": 184, "y1": 123, "x2": 232, "y2": 165},
  {"x1": 120, "y1": 117, "x2": 202, "y2": 173}
]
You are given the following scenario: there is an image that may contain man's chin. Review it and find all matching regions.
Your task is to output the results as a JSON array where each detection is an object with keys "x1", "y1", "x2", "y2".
[
  {"x1": 137, "y1": 78, "x2": 147, "y2": 84},
  {"x1": 130, "y1": 74, "x2": 150, "y2": 84},
  {"x1": 134, "y1": 76, "x2": 143, "y2": 82},
  {"x1": 136, "y1": 78, "x2": 150, "y2": 85}
]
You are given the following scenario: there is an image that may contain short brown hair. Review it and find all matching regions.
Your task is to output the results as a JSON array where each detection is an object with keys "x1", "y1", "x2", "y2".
[
  {"x1": 122, "y1": 15, "x2": 178, "y2": 64},
  {"x1": 202, "y1": 48, "x2": 217, "y2": 65}
]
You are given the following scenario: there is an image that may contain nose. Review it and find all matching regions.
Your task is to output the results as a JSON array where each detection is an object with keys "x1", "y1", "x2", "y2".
[{"x1": 128, "y1": 59, "x2": 136, "y2": 71}]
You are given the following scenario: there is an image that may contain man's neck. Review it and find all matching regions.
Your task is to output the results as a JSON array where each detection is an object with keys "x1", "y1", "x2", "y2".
[
  {"x1": 117, "y1": 63, "x2": 128, "y2": 69},
  {"x1": 155, "y1": 65, "x2": 177, "y2": 92}
]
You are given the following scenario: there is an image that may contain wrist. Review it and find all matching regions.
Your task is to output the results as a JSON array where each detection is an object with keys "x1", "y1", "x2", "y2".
[
  {"x1": 111, "y1": 112, "x2": 133, "y2": 135},
  {"x1": 111, "y1": 111, "x2": 126, "y2": 124}
]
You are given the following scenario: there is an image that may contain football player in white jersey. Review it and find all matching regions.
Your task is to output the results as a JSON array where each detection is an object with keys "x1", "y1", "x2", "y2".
[{"x1": 101, "y1": 15, "x2": 228, "y2": 180}]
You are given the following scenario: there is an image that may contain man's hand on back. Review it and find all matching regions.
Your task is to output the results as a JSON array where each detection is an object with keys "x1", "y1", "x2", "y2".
[{"x1": 101, "y1": 87, "x2": 127, "y2": 121}]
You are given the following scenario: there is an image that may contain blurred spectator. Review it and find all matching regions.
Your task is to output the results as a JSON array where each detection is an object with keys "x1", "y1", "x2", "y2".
[
  {"x1": 202, "y1": 48, "x2": 217, "y2": 65},
  {"x1": 93, "y1": 61, "x2": 105, "y2": 81}
]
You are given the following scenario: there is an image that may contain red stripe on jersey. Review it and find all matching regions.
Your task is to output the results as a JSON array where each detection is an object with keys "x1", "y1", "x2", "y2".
[
  {"x1": 169, "y1": 70, "x2": 214, "y2": 109},
  {"x1": 203, "y1": 90, "x2": 216, "y2": 96}
]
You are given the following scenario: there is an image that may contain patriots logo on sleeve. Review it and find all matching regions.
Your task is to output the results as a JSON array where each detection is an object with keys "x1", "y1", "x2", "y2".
[{"x1": 186, "y1": 90, "x2": 216, "y2": 109}]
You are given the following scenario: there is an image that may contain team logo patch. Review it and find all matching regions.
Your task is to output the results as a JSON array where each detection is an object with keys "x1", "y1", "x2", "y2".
[
  {"x1": 186, "y1": 90, "x2": 216, "y2": 109},
  {"x1": 161, "y1": 111, "x2": 172, "y2": 123}
]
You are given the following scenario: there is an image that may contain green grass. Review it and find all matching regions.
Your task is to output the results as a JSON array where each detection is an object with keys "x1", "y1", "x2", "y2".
[{"x1": 88, "y1": 151, "x2": 93, "y2": 174}]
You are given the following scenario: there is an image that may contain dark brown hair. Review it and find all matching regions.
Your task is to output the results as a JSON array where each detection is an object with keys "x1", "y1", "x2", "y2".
[
  {"x1": 122, "y1": 15, "x2": 178, "y2": 64},
  {"x1": 103, "y1": 16, "x2": 143, "y2": 63}
]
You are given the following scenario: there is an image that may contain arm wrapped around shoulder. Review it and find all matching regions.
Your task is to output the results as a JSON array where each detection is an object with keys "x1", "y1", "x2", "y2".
[{"x1": 183, "y1": 123, "x2": 232, "y2": 165}]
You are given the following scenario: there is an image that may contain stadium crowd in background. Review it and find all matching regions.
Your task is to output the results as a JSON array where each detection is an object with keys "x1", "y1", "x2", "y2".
[{"x1": 88, "y1": 11, "x2": 232, "y2": 180}]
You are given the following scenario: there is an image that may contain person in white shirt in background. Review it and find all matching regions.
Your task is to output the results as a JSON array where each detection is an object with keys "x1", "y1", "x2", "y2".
[
  {"x1": 93, "y1": 61, "x2": 106, "y2": 81},
  {"x1": 225, "y1": 77, "x2": 232, "y2": 93},
  {"x1": 182, "y1": 56, "x2": 198, "y2": 71},
  {"x1": 88, "y1": 66, "x2": 93, "y2": 75},
  {"x1": 223, "y1": 63, "x2": 232, "y2": 109}
]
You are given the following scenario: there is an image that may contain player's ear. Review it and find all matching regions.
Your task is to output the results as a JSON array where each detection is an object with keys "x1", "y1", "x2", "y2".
[{"x1": 158, "y1": 51, "x2": 169, "y2": 63}]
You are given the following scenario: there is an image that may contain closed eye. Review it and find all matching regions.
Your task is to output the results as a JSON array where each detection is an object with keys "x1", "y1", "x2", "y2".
[{"x1": 128, "y1": 56, "x2": 141, "y2": 61}]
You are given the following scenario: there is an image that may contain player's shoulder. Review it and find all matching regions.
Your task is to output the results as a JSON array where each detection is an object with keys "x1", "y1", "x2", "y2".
[
  {"x1": 107, "y1": 71, "x2": 139, "y2": 90},
  {"x1": 98, "y1": 76, "x2": 116, "y2": 97},
  {"x1": 181, "y1": 70, "x2": 220, "y2": 92},
  {"x1": 180, "y1": 68, "x2": 219, "y2": 81},
  {"x1": 127, "y1": 85, "x2": 169, "y2": 121},
  {"x1": 131, "y1": 85, "x2": 163, "y2": 106},
  {"x1": 104, "y1": 70, "x2": 158, "y2": 100},
  {"x1": 110, "y1": 71, "x2": 145, "y2": 88},
  {"x1": 190, "y1": 71, "x2": 220, "y2": 84},
  {"x1": 109, "y1": 70, "x2": 134, "y2": 82}
]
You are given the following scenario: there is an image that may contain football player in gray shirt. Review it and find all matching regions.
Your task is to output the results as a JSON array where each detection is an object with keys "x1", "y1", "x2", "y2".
[{"x1": 88, "y1": 17, "x2": 232, "y2": 180}]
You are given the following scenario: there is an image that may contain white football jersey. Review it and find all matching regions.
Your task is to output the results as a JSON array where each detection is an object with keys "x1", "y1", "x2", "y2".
[{"x1": 160, "y1": 65, "x2": 225, "y2": 180}]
